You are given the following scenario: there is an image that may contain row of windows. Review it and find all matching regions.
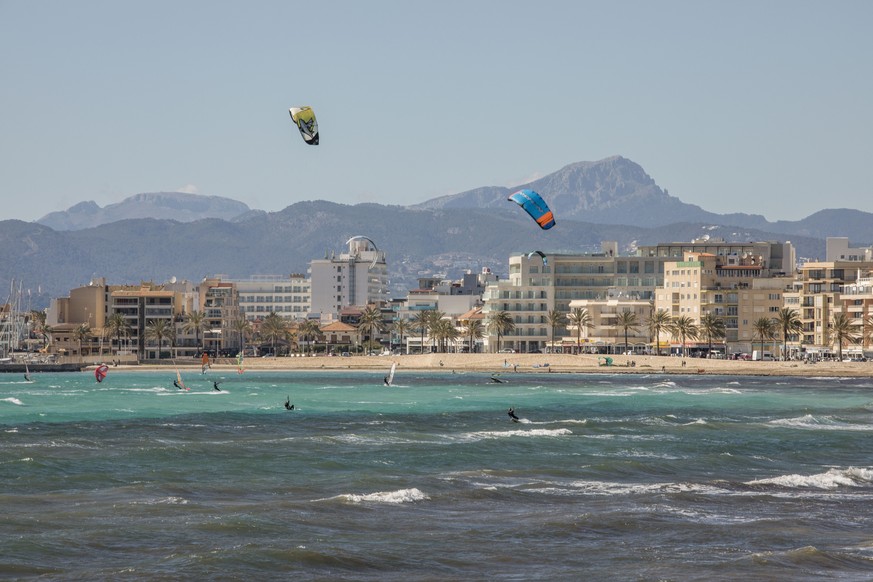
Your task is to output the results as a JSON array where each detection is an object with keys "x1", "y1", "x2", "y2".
[{"x1": 240, "y1": 296, "x2": 308, "y2": 303}]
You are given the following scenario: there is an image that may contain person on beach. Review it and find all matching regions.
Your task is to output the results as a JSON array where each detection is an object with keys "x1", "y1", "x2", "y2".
[{"x1": 508, "y1": 407, "x2": 519, "y2": 422}]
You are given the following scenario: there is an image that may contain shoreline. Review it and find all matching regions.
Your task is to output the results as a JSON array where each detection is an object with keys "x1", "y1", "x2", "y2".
[{"x1": 87, "y1": 353, "x2": 873, "y2": 378}]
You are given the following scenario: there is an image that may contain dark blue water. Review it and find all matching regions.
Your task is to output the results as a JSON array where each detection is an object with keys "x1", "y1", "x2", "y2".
[{"x1": 2, "y1": 371, "x2": 873, "y2": 580}]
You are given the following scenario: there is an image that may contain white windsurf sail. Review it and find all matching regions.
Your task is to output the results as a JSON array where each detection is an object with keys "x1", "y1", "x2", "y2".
[{"x1": 387, "y1": 362, "x2": 397, "y2": 386}]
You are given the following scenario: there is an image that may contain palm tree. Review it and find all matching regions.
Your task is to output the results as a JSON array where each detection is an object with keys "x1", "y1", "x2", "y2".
[
  {"x1": 260, "y1": 312, "x2": 289, "y2": 356},
  {"x1": 357, "y1": 306, "x2": 383, "y2": 353},
  {"x1": 461, "y1": 319, "x2": 484, "y2": 354},
  {"x1": 865, "y1": 315, "x2": 873, "y2": 352},
  {"x1": 647, "y1": 309, "x2": 672, "y2": 356},
  {"x1": 775, "y1": 307, "x2": 802, "y2": 361},
  {"x1": 425, "y1": 310, "x2": 446, "y2": 353},
  {"x1": 487, "y1": 311, "x2": 515, "y2": 353},
  {"x1": 830, "y1": 312, "x2": 860, "y2": 361},
  {"x1": 751, "y1": 317, "x2": 777, "y2": 360},
  {"x1": 616, "y1": 310, "x2": 640, "y2": 354},
  {"x1": 431, "y1": 318, "x2": 459, "y2": 352},
  {"x1": 698, "y1": 312, "x2": 726, "y2": 357},
  {"x1": 28, "y1": 309, "x2": 48, "y2": 351},
  {"x1": 144, "y1": 319, "x2": 173, "y2": 359},
  {"x1": 412, "y1": 310, "x2": 433, "y2": 354},
  {"x1": 391, "y1": 318, "x2": 412, "y2": 354},
  {"x1": 669, "y1": 315, "x2": 699, "y2": 357},
  {"x1": 546, "y1": 309, "x2": 566, "y2": 353},
  {"x1": 297, "y1": 319, "x2": 322, "y2": 355},
  {"x1": 230, "y1": 317, "x2": 252, "y2": 355},
  {"x1": 106, "y1": 313, "x2": 130, "y2": 356},
  {"x1": 566, "y1": 307, "x2": 592, "y2": 354},
  {"x1": 72, "y1": 323, "x2": 92, "y2": 360},
  {"x1": 182, "y1": 310, "x2": 207, "y2": 352}
]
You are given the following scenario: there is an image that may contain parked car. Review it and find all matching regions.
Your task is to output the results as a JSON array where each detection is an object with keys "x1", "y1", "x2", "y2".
[{"x1": 498, "y1": 348, "x2": 516, "y2": 353}]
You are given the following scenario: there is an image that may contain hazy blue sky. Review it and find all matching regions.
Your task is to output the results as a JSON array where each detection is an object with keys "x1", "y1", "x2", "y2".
[{"x1": 2, "y1": 0, "x2": 871, "y2": 223}]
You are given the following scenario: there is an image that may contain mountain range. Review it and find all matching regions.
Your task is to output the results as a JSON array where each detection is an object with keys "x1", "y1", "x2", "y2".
[{"x1": 4, "y1": 156, "x2": 871, "y2": 310}]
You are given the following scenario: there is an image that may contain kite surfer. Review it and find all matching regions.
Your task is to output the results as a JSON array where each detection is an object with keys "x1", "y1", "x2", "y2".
[
  {"x1": 508, "y1": 407, "x2": 520, "y2": 422},
  {"x1": 284, "y1": 396, "x2": 294, "y2": 411},
  {"x1": 213, "y1": 381, "x2": 222, "y2": 391}
]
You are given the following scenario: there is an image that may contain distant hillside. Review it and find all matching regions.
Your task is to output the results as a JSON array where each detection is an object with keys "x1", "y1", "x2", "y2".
[
  {"x1": 2, "y1": 201, "x2": 826, "y2": 310},
  {"x1": 412, "y1": 156, "x2": 873, "y2": 242},
  {"x1": 37, "y1": 192, "x2": 251, "y2": 230}
]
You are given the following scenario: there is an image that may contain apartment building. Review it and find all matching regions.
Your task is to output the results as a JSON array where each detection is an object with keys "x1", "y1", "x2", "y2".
[{"x1": 309, "y1": 237, "x2": 388, "y2": 319}]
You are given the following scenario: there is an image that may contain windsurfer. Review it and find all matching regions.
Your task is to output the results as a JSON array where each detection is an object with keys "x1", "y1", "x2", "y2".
[
  {"x1": 384, "y1": 375, "x2": 390, "y2": 386},
  {"x1": 174, "y1": 379, "x2": 182, "y2": 390},
  {"x1": 508, "y1": 407, "x2": 520, "y2": 422},
  {"x1": 24, "y1": 373, "x2": 31, "y2": 382}
]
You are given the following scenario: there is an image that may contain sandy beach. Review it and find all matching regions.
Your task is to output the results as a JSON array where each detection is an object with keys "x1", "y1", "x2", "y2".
[{"x1": 105, "y1": 353, "x2": 873, "y2": 378}]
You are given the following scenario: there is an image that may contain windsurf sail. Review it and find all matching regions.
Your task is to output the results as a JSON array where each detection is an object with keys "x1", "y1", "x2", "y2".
[
  {"x1": 236, "y1": 352, "x2": 245, "y2": 375},
  {"x1": 95, "y1": 363, "x2": 109, "y2": 383},
  {"x1": 174, "y1": 363, "x2": 189, "y2": 391},
  {"x1": 386, "y1": 362, "x2": 397, "y2": 386},
  {"x1": 201, "y1": 352, "x2": 210, "y2": 374},
  {"x1": 508, "y1": 189, "x2": 555, "y2": 230},
  {"x1": 24, "y1": 361, "x2": 32, "y2": 382}
]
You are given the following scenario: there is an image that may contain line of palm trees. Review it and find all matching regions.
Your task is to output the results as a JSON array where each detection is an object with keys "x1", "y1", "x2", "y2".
[{"x1": 27, "y1": 304, "x2": 873, "y2": 361}]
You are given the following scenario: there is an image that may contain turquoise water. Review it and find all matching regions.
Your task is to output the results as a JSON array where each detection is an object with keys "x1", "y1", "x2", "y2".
[{"x1": 2, "y1": 370, "x2": 873, "y2": 580}]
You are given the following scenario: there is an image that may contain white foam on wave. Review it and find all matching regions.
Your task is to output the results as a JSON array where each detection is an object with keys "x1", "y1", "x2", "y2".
[
  {"x1": 1, "y1": 397, "x2": 24, "y2": 406},
  {"x1": 768, "y1": 414, "x2": 873, "y2": 431},
  {"x1": 454, "y1": 428, "x2": 573, "y2": 442},
  {"x1": 747, "y1": 467, "x2": 873, "y2": 489},
  {"x1": 328, "y1": 487, "x2": 429, "y2": 504}
]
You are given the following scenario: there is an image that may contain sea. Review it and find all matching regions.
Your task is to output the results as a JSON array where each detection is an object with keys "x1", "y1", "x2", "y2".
[{"x1": 2, "y1": 368, "x2": 873, "y2": 581}]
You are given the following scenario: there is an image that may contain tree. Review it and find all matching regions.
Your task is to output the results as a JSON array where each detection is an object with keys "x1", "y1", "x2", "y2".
[
  {"x1": 297, "y1": 319, "x2": 322, "y2": 355},
  {"x1": 144, "y1": 319, "x2": 173, "y2": 359},
  {"x1": 830, "y1": 312, "x2": 860, "y2": 361},
  {"x1": 260, "y1": 312, "x2": 289, "y2": 356},
  {"x1": 106, "y1": 313, "x2": 130, "y2": 356},
  {"x1": 182, "y1": 310, "x2": 208, "y2": 352},
  {"x1": 546, "y1": 309, "x2": 566, "y2": 353},
  {"x1": 775, "y1": 307, "x2": 802, "y2": 360},
  {"x1": 698, "y1": 312, "x2": 726, "y2": 356},
  {"x1": 412, "y1": 310, "x2": 434, "y2": 354},
  {"x1": 669, "y1": 315, "x2": 699, "y2": 357},
  {"x1": 28, "y1": 309, "x2": 48, "y2": 351},
  {"x1": 616, "y1": 310, "x2": 640, "y2": 354},
  {"x1": 566, "y1": 307, "x2": 592, "y2": 354},
  {"x1": 647, "y1": 309, "x2": 672, "y2": 356},
  {"x1": 357, "y1": 306, "x2": 383, "y2": 352},
  {"x1": 487, "y1": 311, "x2": 515, "y2": 353},
  {"x1": 72, "y1": 323, "x2": 92, "y2": 359},
  {"x1": 391, "y1": 318, "x2": 412, "y2": 354},
  {"x1": 431, "y1": 318, "x2": 459, "y2": 352},
  {"x1": 230, "y1": 318, "x2": 252, "y2": 354},
  {"x1": 461, "y1": 319, "x2": 484, "y2": 353},
  {"x1": 751, "y1": 317, "x2": 777, "y2": 359}
]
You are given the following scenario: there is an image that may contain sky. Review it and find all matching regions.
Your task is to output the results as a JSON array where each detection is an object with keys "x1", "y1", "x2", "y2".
[{"x1": 2, "y1": 0, "x2": 872, "y2": 223}]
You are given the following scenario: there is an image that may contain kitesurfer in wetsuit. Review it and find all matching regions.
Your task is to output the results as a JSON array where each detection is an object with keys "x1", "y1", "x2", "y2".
[
  {"x1": 284, "y1": 396, "x2": 294, "y2": 410},
  {"x1": 213, "y1": 381, "x2": 221, "y2": 391},
  {"x1": 508, "y1": 407, "x2": 519, "y2": 422}
]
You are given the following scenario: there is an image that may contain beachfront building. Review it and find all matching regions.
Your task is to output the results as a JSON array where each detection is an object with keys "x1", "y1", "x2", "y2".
[
  {"x1": 232, "y1": 274, "x2": 311, "y2": 322},
  {"x1": 654, "y1": 251, "x2": 794, "y2": 356},
  {"x1": 568, "y1": 295, "x2": 652, "y2": 354},
  {"x1": 197, "y1": 278, "x2": 242, "y2": 357},
  {"x1": 391, "y1": 270, "x2": 497, "y2": 354},
  {"x1": 309, "y1": 237, "x2": 389, "y2": 319},
  {"x1": 783, "y1": 261, "x2": 873, "y2": 359},
  {"x1": 481, "y1": 242, "x2": 668, "y2": 353}
]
